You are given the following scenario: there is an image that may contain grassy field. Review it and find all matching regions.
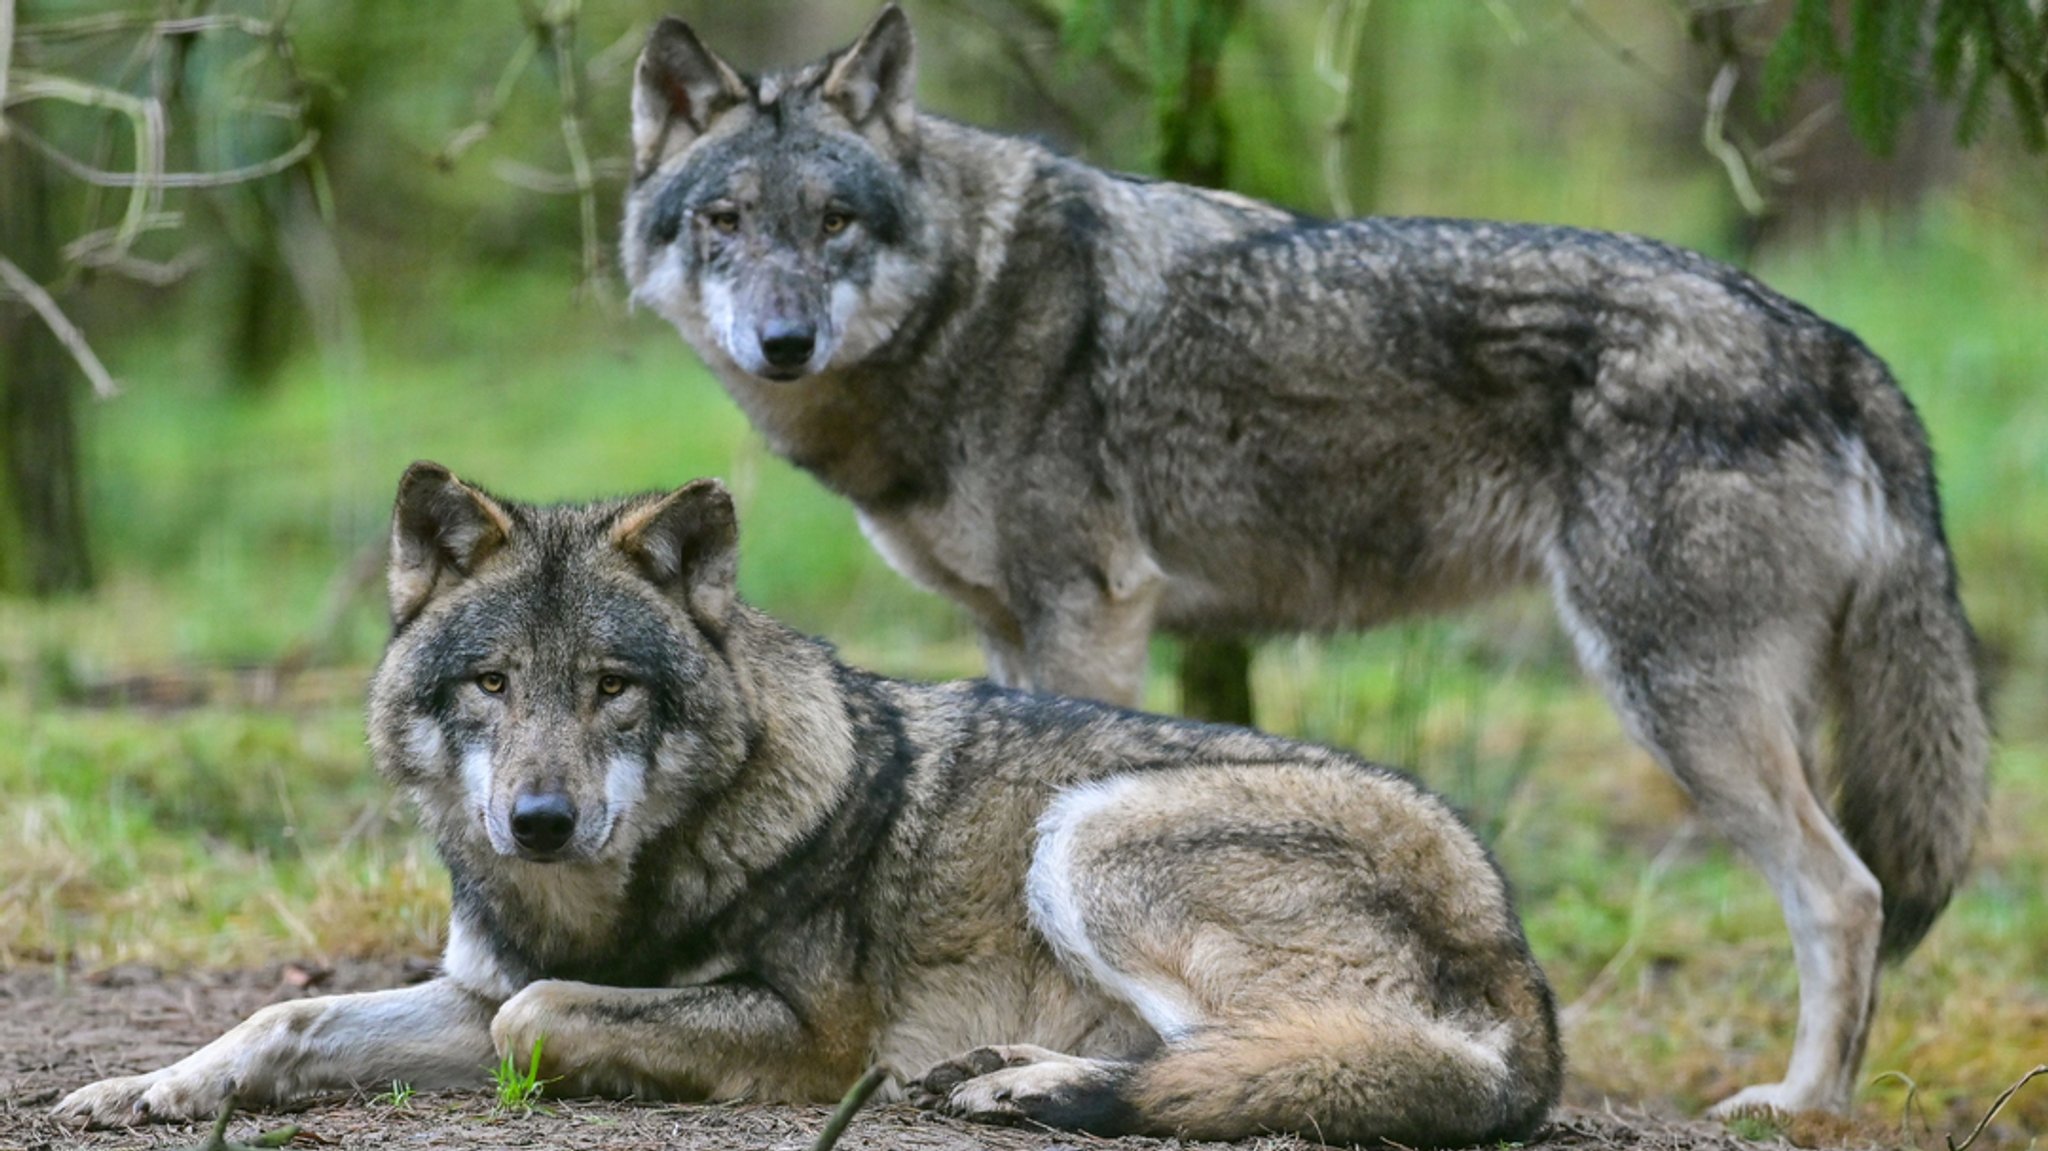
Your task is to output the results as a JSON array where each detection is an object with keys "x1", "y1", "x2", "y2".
[{"x1": 3, "y1": 194, "x2": 2045, "y2": 1144}]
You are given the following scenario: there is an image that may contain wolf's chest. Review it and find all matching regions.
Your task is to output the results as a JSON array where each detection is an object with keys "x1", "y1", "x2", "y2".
[{"x1": 856, "y1": 502, "x2": 1016, "y2": 632}]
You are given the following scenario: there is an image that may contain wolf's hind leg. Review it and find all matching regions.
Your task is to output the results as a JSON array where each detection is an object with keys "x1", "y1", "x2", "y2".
[
  {"x1": 1570, "y1": 629, "x2": 1881, "y2": 1114},
  {"x1": 912, "y1": 1045, "x2": 1139, "y2": 1133},
  {"x1": 1016, "y1": 769, "x2": 1561, "y2": 1144},
  {"x1": 1676, "y1": 694, "x2": 1880, "y2": 1116}
]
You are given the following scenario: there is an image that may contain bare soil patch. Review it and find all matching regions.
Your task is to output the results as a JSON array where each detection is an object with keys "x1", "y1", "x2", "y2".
[{"x1": 1, "y1": 961, "x2": 1872, "y2": 1151}]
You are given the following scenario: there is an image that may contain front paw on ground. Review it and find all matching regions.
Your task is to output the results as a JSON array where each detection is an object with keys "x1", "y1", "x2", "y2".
[
  {"x1": 908, "y1": 1046, "x2": 1033, "y2": 1109},
  {"x1": 54, "y1": 1072, "x2": 232, "y2": 1128}
]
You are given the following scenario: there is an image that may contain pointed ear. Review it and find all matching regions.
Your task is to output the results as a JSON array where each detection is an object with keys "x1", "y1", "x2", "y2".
[
  {"x1": 388, "y1": 462, "x2": 515, "y2": 628},
  {"x1": 612, "y1": 479, "x2": 739, "y2": 634},
  {"x1": 822, "y1": 4, "x2": 917, "y2": 141},
  {"x1": 633, "y1": 17, "x2": 748, "y2": 173}
]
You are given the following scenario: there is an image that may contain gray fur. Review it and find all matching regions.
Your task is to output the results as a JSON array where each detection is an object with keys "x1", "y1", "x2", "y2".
[
  {"x1": 57, "y1": 465, "x2": 1561, "y2": 1146},
  {"x1": 621, "y1": 7, "x2": 1992, "y2": 1115}
]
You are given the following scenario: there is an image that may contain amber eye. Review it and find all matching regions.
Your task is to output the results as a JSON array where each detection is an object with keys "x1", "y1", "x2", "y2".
[
  {"x1": 707, "y1": 209, "x2": 740, "y2": 234},
  {"x1": 598, "y1": 674, "x2": 628, "y2": 697},
  {"x1": 477, "y1": 672, "x2": 507, "y2": 695},
  {"x1": 822, "y1": 210, "x2": 852, "y2": 236}
]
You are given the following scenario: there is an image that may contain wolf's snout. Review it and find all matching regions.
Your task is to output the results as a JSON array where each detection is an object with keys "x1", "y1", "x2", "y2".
[
  {"x1": 758, "y1": 322, "x2": 817, "y2": 372},
  {"x1": 511, "y1": 792, "x2": 577, "y2": 856}
]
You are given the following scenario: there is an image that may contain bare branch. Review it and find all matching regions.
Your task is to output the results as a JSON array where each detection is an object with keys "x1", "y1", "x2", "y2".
[
  {"x1": 490, "y1": 156, "x2": 628, "y2": 194},
  {"x1": 1947, "y1": 1065, "x2": 2048, "y2": 1151},
  {"x1": 542, "y1": 1, "x2": 604, "y2": 293},
  {"x1": 95, "y1": 248, "x2": 207, "y2": 286},
  {"x1": 10, "y1": 119, "x2": 318, "y2": 188},
  {"x1": 437, "y1": 28, "x2": 541, "y2": 169},
  {"x1": 0, "y1": 254, "x2": 122, "y2": 399},
  {"x1": 13, "y1": 11, "x2": 275, "y2": 42},
  {"x1": 59, "y1": 210, "x2": 184, "y2": 267},
  {"x1": 0, "y1": 0, "x2": 16, "y2": 142},
  {"x1": 1704, "y1": 62, "x2": 1769, "y2": 216},
  {"x1": 1313, "y1": 0, "x2": 1373, "y2": 218},
  {"x1": 5, "y1": 69, "x2": 167, "y2": 266}
]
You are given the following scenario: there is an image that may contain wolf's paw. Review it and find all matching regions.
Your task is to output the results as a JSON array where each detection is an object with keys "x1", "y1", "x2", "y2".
[
  {"x1": 54, "y1": 1070, "x2": 231, "y2": 1128},
  {"x1": 912, "y1": 1046, "x2": 1132, "y2": 1134},
  {"x1": 1708, "y1": 1080, "x2": 1843, "y2": 1119},
  {"x1": 909, "y1": 1046, "x2": 1031, "y2": 1109},
  {"x1": 491, "y1": 979, "x2": 641, "y2": 1094}
]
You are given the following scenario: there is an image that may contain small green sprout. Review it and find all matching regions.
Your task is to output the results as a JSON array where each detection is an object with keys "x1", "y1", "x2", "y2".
[{"x1": 490, "y1": 1035, "x2": 558, "y2": 1110}]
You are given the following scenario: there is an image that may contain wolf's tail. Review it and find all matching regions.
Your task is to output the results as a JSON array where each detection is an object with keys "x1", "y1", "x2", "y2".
[
  {"x1": 1834, "y1": 372, "x2": 1992, "y2": 959},
  {"x1": 1124, "y1": 995, "x2": 1561, "y2": 1146}
]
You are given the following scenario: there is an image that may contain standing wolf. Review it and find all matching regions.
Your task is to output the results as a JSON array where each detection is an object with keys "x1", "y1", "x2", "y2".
[
  {"x1": 58, "y1": 463, "x2": 1562, "y2": 1145},
  {"x1": 619, "y1": 5, "x2": 1991, "y2": 1116}
]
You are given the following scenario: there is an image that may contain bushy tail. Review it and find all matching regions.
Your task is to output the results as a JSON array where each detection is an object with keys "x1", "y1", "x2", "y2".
[
  {"x1": 1126, "y1": 998, "x2": 1561, "y2": 1147},
  {"x1": 1835, "y1": 529, "x2": 1991, "y2": 959}
]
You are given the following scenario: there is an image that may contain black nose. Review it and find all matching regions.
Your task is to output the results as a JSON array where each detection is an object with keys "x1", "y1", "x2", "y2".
[
  {"x1": 758, "y1": 322, "x2": 816, "y2": 370},
  {"x1": 510, "y1": 792, "x2": 576, "y2": 855}
]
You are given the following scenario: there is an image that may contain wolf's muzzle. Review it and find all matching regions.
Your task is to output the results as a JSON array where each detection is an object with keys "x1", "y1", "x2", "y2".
[
  {"x1": 511, "y1": 791, "x2": 577, "y2": 857},
  {"x1": 758, "y1": 321, "x2": 817, "y2": 374}
]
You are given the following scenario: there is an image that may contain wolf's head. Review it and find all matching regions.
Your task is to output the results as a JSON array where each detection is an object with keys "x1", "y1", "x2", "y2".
[
  {"x1": 368, "y1": 462, "x2": 751, "y2": 866},
  {"x1": 621, "y1": 6, "x2": 937, "y2": 383}
]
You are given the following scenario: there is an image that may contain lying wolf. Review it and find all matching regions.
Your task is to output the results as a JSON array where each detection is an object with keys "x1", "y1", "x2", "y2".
[
  {"x1": 57, "y1": 462, "x2": 1562, "y2": 1145},
  {"x1": 618, "y1": 5, "x2": 1991, "y2": 1115}
]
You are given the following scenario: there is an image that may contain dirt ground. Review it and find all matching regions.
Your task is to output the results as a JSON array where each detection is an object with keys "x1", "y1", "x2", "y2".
[{"x1": 1, "y1": 960, "x2": 1880, "y2": 1151}]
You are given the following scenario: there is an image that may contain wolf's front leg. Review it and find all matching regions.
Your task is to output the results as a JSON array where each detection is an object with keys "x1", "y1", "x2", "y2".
[
  {"x1": 54, "y1": 978, "x2": 497, "y2": 1127},
  {"x1": 490, "y1": 979, "x2": 865, "y2": 1102},
  {"x1": 1006, "y1": 566, "x2": 1163, "y2": 709}
]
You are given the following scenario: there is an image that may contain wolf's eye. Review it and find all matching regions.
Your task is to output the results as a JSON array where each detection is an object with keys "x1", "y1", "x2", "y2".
[
  {"x1": 597, "y1": 674, "x2": 628, "y2": 697},
  {"x1": 822, "y1": 210, "x2": 853, "y2": 236},
  {"x1": 477, "y1": 672, "x2": 507, "y2": 695},
  {"x1": 706, "y1": 209, "x2": 740, "y2": 234}
]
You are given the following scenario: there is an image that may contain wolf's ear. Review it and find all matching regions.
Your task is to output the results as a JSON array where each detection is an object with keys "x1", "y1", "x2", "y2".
[
  {"x1": 823, "y1": 4, "x2": 916, "y2": 141},
  {"x1": 388, "y1": 462, "x2": 515, "y2": 628},
  {"x1": 633, "y1": 17, "x2": 748, "y2": 172},
  {"x1": 612, "y1": 479, "x2": 739, "y2": 635}
]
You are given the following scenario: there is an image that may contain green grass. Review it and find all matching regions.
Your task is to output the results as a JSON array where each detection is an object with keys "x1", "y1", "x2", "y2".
[
  {"x1": 491, "y1": 1037, "x2": 555, "y2": 1111},
  {"x1": 1, "y1": 191, "x2": 2044, "y2": 1142}
]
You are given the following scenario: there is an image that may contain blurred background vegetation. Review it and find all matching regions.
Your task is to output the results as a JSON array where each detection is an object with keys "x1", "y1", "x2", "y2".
[{"x1": 2, "y1": 0, "x2": 2045, "y2": 1142}]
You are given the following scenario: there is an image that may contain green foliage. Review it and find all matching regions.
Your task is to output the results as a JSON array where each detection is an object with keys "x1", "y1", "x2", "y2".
[
  {"x1": 1764, "y1": 0, "x2": 2048, "y2": 152},
  {"x1": 1059, "y1": 0, "x2": 1246, "y2": 182},
  {"x1": 1722, "y1": 1111, "x2": 1789, "y2": 1142},
  {"x1": 375, "y1": 1080, "x2": 415, "y2": 1109},
  {"x1": 491, "y1": 1036, "x2": 555, "y2": 1111}
]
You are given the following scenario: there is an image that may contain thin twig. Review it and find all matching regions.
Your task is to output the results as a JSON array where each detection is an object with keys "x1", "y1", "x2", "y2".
[
  {"x1": 14, "y1": 12, "x2": 274, "y2": 42},
  {"x1": 809, "y1": 1065, "x2": 889, "y2": 1151},
  {"x1": 0, "y1": 0, "x2": 16, "y2": 142},
  {"x1": 1561, "y1": 819, "x2": 1699, "y2": 1026},
  {"x1": 1947, "y1": 1064, "x2": 2048, "y2": 1151},
  {"x1": 437, "y1": 28, "x2": 540, "y2": 168},
  {"x1": 1313, "y1": 0, "x2": 1372, "y2": 217},
  {"x1": 179, "y1": 1092, "x2": 299, "y2": 1151},
  {"x1": 0, "y1": 254, "x2": 122, "y2": 399},
  {"x1": 1868, "y1": 1069, "x2": 1931, "y2": 1147},
  {"x1": 1704, "y1": 62, "x2": 1768, "y2": 216},
  {"x1": 541, "y1": 1, "x2": 603, "y2": 293},
  {"x1": 1568, "y1": 0, "x2": 1691, "y2": 103},
  {"x1": 93, "y1": 249, "x2": 207, "y2": 286},
  {"x1": 490, "y1": 156, "x2": 628, "y2": 194},
  {"x1": 5, "y1": 70, "x2": 167, "y2": 264},
  {"x1": 9, "y1": 120, "x2": 318, "y2": 188}
]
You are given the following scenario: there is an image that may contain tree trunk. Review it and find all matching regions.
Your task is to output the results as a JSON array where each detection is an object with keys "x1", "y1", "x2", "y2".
[
  {"x1": 0, "y1": 116, "x2": 95, "y2": 596},
  {"x1": 1177, "y1": 636, "x2": 1255, "y2": 724},
  {"x1": 1157, "y1": 0, "x2": 1253, "y2": 725}
]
